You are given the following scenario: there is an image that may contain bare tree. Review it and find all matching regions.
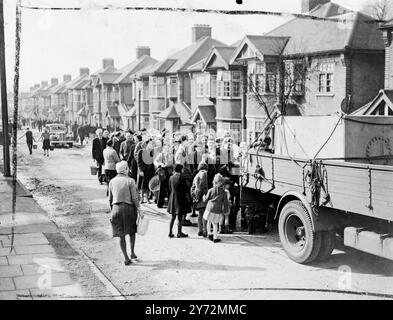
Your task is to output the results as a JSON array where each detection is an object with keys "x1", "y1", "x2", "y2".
[{"x1": 363, "y1": 0, "x2": 393, "y2": 21}]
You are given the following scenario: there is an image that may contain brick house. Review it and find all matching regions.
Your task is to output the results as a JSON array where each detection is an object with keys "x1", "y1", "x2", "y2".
[
  {"x1": 187, "y1": 45, "x2": 243, "y2": 141},
  {"x1": 38, "y1": 79, "x2": 58, "y2": 120},
  {"x1": 141, "y1": 25, "x2": 225, "y2": 132},
  {"x1": 64, "y1": 68, "x2": 90, "y2": 125},
  {"x1": 112, "y1": 47, "x2": 157, "y2": 130},
  {"x1": 230, "y1": 0, "x2": 385, "y2": 143},
  {"x1": 89, "y1": 59, "x2": 120, "y2": 128},
  {"x1": 49, "y1": 74, "x2": 72, "y2": 123},
  {"x1": 353, "y1": 20, "x2": 393, "y2": 116},
  {"x1": 132, "y1": 64, "x2": 153, "y2": 130}
]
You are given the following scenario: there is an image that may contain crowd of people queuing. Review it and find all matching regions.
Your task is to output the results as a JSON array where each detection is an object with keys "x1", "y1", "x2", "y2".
[{"x1": 91, "y1": 127, "x2": 244, "y2": 265}]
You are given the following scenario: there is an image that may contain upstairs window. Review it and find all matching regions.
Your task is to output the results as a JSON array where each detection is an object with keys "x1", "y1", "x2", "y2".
[
  {"x1": 149, "y1": 77, "x2": 165, "y2": 97},
  {"x1": 318, "y1": 62, "x2": 334, "y2": 93},
  {"x1": 196, "y1": 76, "x2": 204, "y2": 97},
  {"x1": 217, "y1": 71, "x2": 242, "y2": 99},
  {"x1": 265, "y1": 63, "x2": 277, "y2": 93},
  {"x1": 250, "y1": 62, "x2": 276, "y2": 95},
  {"x1": 232, "y1": 71, "x2": 241, "y2": 97}
]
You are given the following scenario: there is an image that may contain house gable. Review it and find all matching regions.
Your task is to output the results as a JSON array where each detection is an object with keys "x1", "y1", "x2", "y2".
[{"x1": 352, "y1": 90, "x2": 393, "y2": 116}]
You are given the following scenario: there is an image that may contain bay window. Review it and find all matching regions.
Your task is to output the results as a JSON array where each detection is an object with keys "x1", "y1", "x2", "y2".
[
  {"x1": 205, "y1": 74, "x2": 210, "y2": 97},
  {"x1": 217, "y1": 70, "x2": 242, "y2": 99},
  {"x1": 210, "y1": 75, "x2": 217, "y2": 98},
  {"x1": 149, "y1": 77, "x2": 165, "y2": 97},
  {"x1": 265, "y1": 63, "x2": 277, "y2": 93},
  {"x1": 196, "y1": 76, "x2": 204, "y2": 97}
]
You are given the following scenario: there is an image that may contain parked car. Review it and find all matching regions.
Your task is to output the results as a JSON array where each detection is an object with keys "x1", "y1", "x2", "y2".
[{"x1": 47, "y1": 123, "x2": 73, "y2": 148}]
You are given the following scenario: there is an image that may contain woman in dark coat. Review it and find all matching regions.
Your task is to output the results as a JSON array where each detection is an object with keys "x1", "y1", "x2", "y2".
[
  {"x1": 167, "y1": 164, "x2": 191, "y2": 238},
  {"x1": 136, "y1": 140, "x2": 155, "y2": 203}
]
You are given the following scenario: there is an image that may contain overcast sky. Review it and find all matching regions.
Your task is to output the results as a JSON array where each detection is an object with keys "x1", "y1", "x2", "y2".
[{"x1": 4, "y1": 0, "x2": 370, "y2": 91}]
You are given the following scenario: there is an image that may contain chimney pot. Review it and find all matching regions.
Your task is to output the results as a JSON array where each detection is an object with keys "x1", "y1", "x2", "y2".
[
  {"x1": 192, "y1": 24, "x2": 212, "y2": 43},
  {"x1": 136, "y1": 46, "x2": 151, "y2": 59}
]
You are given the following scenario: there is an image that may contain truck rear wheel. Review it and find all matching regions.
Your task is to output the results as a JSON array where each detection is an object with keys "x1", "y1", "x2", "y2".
[
  {"x1": 315, "y1": 230, "x2": 336, "y2": 261},
  {"x1": 278, "y1": 200, "x2": 321, "y2": 264}
]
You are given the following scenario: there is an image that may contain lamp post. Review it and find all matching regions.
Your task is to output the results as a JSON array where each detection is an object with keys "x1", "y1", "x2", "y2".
[
  {"x1": 0, "y1": 0, "x2": 10, "y2": 176},
  {"x1": 138, "y1": 89, "x2": 141, "y2": 131}
]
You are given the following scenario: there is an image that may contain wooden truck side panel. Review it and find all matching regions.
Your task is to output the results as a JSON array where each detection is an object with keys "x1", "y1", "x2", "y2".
[{"x1": 246, "y1": 151, "x2": 393, "y2": 222}]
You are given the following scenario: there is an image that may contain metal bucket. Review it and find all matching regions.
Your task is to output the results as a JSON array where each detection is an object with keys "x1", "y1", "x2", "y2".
[{"x1": 90, "y1": 166, "x2": 98, "y2": 175}]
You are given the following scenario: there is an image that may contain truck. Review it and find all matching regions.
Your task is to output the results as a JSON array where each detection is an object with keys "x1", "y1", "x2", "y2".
[{"x1": 240, "y1": 113, "x2": 393, "y2": 264}]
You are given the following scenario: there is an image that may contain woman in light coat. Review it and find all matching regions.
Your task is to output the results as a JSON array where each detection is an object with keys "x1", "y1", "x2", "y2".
[
  {"x1": 109, "y1": 161, "x2": 142, "y2": 265},
  {"x1": 191, "y1": 161, "x2": 209, "y2": 237}
]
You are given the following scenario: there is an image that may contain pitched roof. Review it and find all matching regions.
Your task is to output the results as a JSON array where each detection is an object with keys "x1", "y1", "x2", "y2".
[
  {"x1": 230, "y1": 35, "x2": 289, "y2": 64},
  {"x1": 113, "y1": 55, "x2": 158, "y2": 84},
  {"x1": 148, "y1": 36, "x2": 226, "y2": 75},
  {"x1": 142, "y1": 59, "x2": 177, "y2": 76},
  {"x1": 309, "y1": 2, "x2": 352, "y2": 18},
  {"x1": 157, "y1": 105, "x2": 180, "y2": 119},
  {"x1": 90, "y1": 65, "x2": 119, "y2": 86},
  {"x1": 352, "y1": 89, "x2": 393, "y2": 115},
  {"x1": 106, "y1": 106, "x2": 121, "y2": 118},
  {"x1": 97, "y1": 73, "x2": 122, "y2": 85},
  {"x1": 191, "y1": 105, "x2": 216, "y2": 124},
  {"x1": 66, "y1": 73, "x2": 90, "y2": 90},
  {"x1": 202, "y1": 46, "x2": 237, "y2": 71},
  {"x1": 74, "y1": 78, "x2": 90, "y2": 90},
  {"x1": 50, "y1": 79, "x2": 72, "y2": 95},
  {"x1": 266, "y1": 11, "x2": 384, "y2": 56},
  {"x1": 186, "y1": 58, "x2": 206, "y2": 72}
]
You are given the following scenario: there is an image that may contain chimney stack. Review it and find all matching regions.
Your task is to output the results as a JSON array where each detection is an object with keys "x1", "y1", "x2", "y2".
[
  {"x1": 41, "y1": 81, "x2": 48, "y2": 88},
  {"x1": 102, "y1": 58, "x2": 114, "y2": 69},
  {"x1": 63, "y1": 74, "x2": 72, "y2": 82},
  {"x1": 136, "y1": 46, "x2": 151, "y2": 59},
  {"x1": 192, "y1": 24, "x2": 212, "y2": 43},
  {"x1": 51, "y1": 78, "x2": 58, "y2": 86},
  {"x1": 79, "y1": 68, "x2": 89, "y2": 76},
  {"x1": 301, "y1": 0, "x2": 330, "y2": 13},
  {"x1": 34, "y1": 84, "x2": 40, "y2": 89}
]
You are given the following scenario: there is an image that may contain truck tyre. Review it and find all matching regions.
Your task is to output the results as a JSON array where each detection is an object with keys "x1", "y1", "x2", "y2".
[
  {"x1": 278, "y1": 200, "x2": 322, "y2": 264},
  {"x1": 315, "y1": 230, "x2": 336, "y2": 261}
]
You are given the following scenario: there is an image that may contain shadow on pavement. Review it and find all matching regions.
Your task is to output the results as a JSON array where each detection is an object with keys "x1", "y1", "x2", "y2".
[{"x1": 129, "y1": 259, "x2": 267, "y2": 272}]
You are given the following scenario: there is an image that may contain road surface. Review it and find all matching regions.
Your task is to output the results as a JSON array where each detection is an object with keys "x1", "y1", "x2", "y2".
[{"x1": 14, "y1": 131, "x2": 393, "y2": 300}]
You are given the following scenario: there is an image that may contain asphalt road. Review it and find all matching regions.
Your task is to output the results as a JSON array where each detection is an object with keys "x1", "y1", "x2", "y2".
[{"x1": 14, "y1": 131, "x2": 393, "y2": 300}]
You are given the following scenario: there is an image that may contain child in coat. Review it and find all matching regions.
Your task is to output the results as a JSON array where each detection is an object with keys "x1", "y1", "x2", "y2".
[{"x1": 203, "y1": 173, "x2": 229, "y2": 243}]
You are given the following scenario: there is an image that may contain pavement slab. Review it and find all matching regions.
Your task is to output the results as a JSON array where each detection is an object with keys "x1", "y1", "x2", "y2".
[
  {"x1": 2, "y1": 237, "x2": 50, "y2": 247},
  {"x1": 7, "y1": 253, "x2": 58, "y2": 265},
  {"x1": 0, "y1": 257, "x2": 8, "y2": 265},
  {"x1": 21, "y1": 261, "x2": 65, "y2": 275},
  {"x1": 0, "y1": 278, "x2": 15, "y2": 291},
  {"x1": 14, "y1": 244, "x2": 55, "y2": 255},
  {"x1": 0, "y1": 290, "x2": 32, "y2": 300},
  {"x1": 13, "y1": 272, "x2": 75, "y2": 290},
  {"x1": 0, "y1": 265, "x2": 23, "y2": 278},
  {"x1": 30, "y1": 284, "x2": 85, "y2": 300}
]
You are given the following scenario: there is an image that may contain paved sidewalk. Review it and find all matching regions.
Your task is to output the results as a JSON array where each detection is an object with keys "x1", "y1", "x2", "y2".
[{"x1": 0, "y1": 174, "x2": 87, "y2": 300}]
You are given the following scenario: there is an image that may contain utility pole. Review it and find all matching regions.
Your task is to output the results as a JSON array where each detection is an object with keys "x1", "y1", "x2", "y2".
[{"x1": 0, "y1": 0, "x2": 10, "y2": 177}]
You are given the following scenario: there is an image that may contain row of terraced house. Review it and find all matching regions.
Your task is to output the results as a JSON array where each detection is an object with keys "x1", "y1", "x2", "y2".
[{"x1": 21, "y1": 0, "x2": 393, "y2": 143}]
